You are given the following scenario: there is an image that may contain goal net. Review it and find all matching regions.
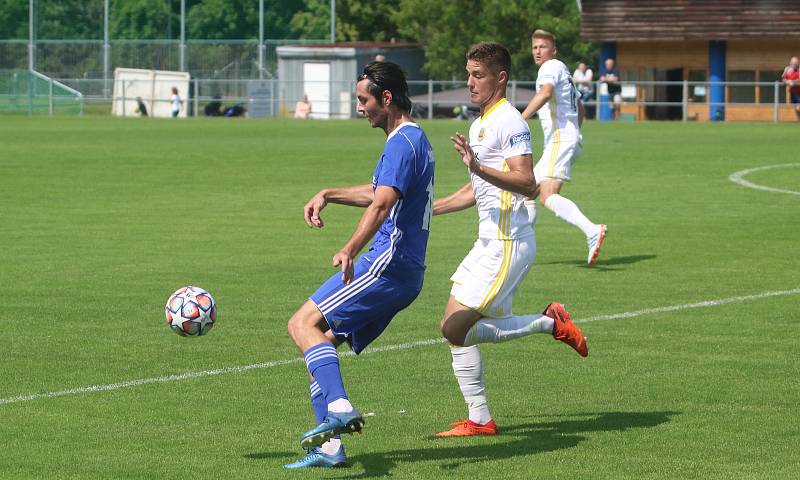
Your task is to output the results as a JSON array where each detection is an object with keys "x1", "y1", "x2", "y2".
[{"x1": 0, "y1": 69, "x2": 84, "y2": 116}]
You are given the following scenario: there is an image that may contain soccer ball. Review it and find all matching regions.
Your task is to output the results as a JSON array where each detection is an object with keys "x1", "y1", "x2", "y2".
[{"x1": 165, "y1": 286, "x2": 217, "y2": 336}]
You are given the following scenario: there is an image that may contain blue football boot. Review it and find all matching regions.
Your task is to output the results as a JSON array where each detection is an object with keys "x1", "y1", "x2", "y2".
[
  {"x1": 284, "y1": 446, "x2": 348, "y2": 469},
  {"x1": 300, "y1": 409, "x2": 364, "y2": 449}
]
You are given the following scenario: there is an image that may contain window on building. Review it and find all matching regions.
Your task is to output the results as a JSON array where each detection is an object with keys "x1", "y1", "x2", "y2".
[
  {"x1": 688, "y1": 70, "x2": 707, "y2": 102},
  {"x1": 759, "y1": 70, "x2": 786, "y2": 104},
  {"x1": 728, "y1": 70, "x2": 755, "y2": 104}
]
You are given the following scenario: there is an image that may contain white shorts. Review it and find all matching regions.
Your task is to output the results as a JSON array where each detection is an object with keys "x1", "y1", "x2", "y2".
[
  {"x1": 450, "y1": 236, "x2": 536, "y2": 318},
  {"x1": 533, "y1": 140, "x2": 582, "y2": 182}
]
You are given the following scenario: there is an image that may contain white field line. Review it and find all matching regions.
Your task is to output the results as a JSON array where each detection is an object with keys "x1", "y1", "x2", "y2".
[
  {"x1": 728, "y1": 163, "x2": 800, "y2": 196},
  {"x1": 1, "y1": 288, "x2": 798, "y2": 407}
]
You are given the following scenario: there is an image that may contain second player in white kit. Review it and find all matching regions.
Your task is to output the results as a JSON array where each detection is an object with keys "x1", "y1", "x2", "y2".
[{"x1": 522, "y1": 29, "x2": 607, "y2": 265}]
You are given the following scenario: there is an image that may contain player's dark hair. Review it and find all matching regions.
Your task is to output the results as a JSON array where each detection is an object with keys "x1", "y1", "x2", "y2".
[
  {"x1": 467, "y1": 42, "x2": 512, "y2": 79},
  {"x1": 358, "y1": 61, "x2": 412, "y2": 113}
]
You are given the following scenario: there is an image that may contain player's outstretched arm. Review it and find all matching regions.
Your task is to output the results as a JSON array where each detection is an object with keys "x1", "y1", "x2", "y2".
[
  {"x1": 521, "y1": 83, "x2": 553, "y2": 120},
  {"x1": 433, "y1": 182, "x2": 475, "y2": 216},
  {"x1": 451, "y1": 133, "x2": 537, "y2": 197},
  {"x1": 303, "y1": 184, "x2": 374, "y2": 228},
  {"x1": 332, "y1": 185, "x2": 400, "y2": 284},
  {"x1": 578, "y1": 99, "x2": 585, "y2": 127}
]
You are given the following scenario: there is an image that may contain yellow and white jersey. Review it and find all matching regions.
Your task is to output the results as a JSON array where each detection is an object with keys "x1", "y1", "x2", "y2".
[
  {"x1": 468, "y1": 98, "x2": 535, "y2": 240},
  {"x1": 536, "y1": 59, "x2": 581, "y2": 144}
]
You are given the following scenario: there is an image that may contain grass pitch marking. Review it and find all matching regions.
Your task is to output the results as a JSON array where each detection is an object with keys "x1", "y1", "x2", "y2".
[
  {"x1": 2, "y1": 288, "x2": 799, "y2": 407},
  {"x1": 728, "y1": 163, "x2": 800, "y2": 196}
]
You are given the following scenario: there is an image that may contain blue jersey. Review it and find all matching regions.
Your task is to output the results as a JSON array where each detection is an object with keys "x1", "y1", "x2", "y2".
[{"x1": 363, "y1": 122, "x2": 434, "y2": 287}]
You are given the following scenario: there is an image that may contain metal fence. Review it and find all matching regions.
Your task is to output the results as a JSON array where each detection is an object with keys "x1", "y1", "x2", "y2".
[
  {"x1": 5, "y1": 77, "x2": 800, "y2": 122},
  {"x1": 0, "y1": 39, "x2": 325, "y2": 83}
]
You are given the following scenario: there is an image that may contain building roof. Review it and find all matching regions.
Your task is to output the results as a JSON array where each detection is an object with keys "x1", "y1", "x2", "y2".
[{"x1": 580, "y1": 0, "x2": 800, "y2": 41}]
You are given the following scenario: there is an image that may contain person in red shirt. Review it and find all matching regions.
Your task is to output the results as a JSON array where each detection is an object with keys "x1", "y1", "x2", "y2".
[{"x1": 782, "y1": 57, "x2": 800, "y2": 121}]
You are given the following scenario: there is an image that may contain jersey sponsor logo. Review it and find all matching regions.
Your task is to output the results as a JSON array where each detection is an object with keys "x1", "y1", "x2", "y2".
[
  {"x1": 478, "y1": 127, "x2": 485, "y2": 141},
  {"x1": 509, "y1": 131, "x2": 530, "y2": 146}
]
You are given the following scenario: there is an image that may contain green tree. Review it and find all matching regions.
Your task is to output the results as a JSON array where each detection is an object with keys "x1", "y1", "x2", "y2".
[
  {"x1": 187, "y1": 0, "x2": 301, "y2": 39},
  {"x1": 291, "y1": 0, "x2": 401, "y2": 42},
  {"x1": 36, "y1": 0, "x2": 104, "y2": 39},
  {"x1": 0, "y1": 0, "x2": 29, "y2": 39},
  {"x1": 393, "y1": 0, "x2": 596, "y2": 80},
  {"x1": 110, "y1": 0, "x2": 172, "y2": 39}
]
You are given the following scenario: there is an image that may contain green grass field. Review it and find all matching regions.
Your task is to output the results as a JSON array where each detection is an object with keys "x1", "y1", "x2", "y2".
[{"x1": 0, "y1": 117, "x2": 797, "y2": 479}]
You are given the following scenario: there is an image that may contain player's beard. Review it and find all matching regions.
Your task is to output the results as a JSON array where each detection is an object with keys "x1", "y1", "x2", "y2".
[{"x1": 367, "y1": 109, "x2": 388, "y2": 131}]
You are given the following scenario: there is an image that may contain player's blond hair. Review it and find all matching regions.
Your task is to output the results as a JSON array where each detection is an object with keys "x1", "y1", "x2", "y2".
[{"x1": 532, "y1": 29, "x2": 557, "y2": 46}]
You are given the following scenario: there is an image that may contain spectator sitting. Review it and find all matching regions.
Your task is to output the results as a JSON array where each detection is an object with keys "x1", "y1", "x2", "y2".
[
  {"x1": 134, "y1": 96, "x2": 148, "y2": 117},
  {"x1": 294, "y1": 94, "x2": 311, "y2": 119},
  {"x1": 204, "y1": 95, "x2": 223, "y2": 116},
  {"x1": 782, "y1": 56, "x2": 800, "y2": 121},
  {"x1": 599, "y1": 58, "x2": 622, "y2": 120}
]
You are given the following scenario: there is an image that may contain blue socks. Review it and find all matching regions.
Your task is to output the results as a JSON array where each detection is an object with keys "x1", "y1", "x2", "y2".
[
  {"x1": 309, "y1": 380, "x2": 327, "y2": 423},
  {"x1": 304, "y1": 342, "x2": 348, "y2": 404}
]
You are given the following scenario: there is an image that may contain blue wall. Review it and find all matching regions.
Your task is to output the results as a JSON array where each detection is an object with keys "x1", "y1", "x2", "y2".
[{"x1": 709, "y1": 41, "x2": 726, "y2": 121}]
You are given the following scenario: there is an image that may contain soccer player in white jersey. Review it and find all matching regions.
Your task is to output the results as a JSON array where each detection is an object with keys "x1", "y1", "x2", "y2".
[
  {"x1": 522, "y1": 29, "x2": 607, "y2": 265},
  {"x1": 432, "y1": 42, "x2": 588, "y2": 437}
]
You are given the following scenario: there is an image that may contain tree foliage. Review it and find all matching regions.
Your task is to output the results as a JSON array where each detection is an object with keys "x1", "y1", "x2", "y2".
[
  {"x1": 1, "y1": 0, "x2": 595, "y2": 80},
  {"x1": 393, "y1": 0, "x2": 597, "y2": 80},
  {"x1": 111, "y1": 0, "x2": 172, "y2": 40},
  {"x1": 290, "y1": 0, "x2": 401, "y2": 42},
  {"x1": 0, "y1": 0, "x2": 29, "y2": 39},
  {"x1": 187, "y1": 0, "x2": 298, "y2": 40}
]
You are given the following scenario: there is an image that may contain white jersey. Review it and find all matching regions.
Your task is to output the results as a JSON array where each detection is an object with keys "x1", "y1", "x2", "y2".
[
  {"x1": 468, "y1": 98, "x2": 535, "y2": 240},
  {"x1": 536, "y1": 59, "x2": 581, "y2": 144},
  {"x1": 171, "y1": 94, "x2": 181, "y2": 113}
]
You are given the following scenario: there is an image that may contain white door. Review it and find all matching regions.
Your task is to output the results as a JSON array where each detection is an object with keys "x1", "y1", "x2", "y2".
[{"x1": 303, "y1": 62, "x2": 330, "y2": 119}]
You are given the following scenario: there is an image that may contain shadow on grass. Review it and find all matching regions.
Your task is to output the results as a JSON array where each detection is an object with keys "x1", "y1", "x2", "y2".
[
  {"x1": 245, "y1": 410, "x2": 676, "y2": 477},
  {"x1": 540, "y1": 254, "x2": 657, "y2": 270}
]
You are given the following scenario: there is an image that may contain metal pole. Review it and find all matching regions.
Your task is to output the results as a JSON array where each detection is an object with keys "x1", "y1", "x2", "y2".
[
  {"x1": 104, "y1": 0, "x2": 110, "y2": 98},
  {"x1": 28, "y1": 0, "x2": 35, "y2": 71},
  {"x1": 427, "y1": 79, "x2": 433, "y2": 120},
  {"x1": 682, "y1": 79, "x2": 688, "y2": 122},
  {"x1": 194, "y1": 78, "x2": 199, "y2": 117},
  {"x1": 330, "y1": 0, "x2": 336, "y2": 43},
  {"x1": 122, "y1": 81, "x2": 126, "y2": 116},
  {"x1": 48, "y1": 77, "x2": 53, "y2": 116},
  {"x1": 511, "y1": 80, "x2": 517, "y2": 107},
  {"x1": 774, "y1": 81, "x2": 779, "y2": 123},
  {"x1": 180, "y1": 0, "x2": 186, "y2": 71},
  {"x1": 259, "y1": 0, "x2": 264, "y2": 79}
]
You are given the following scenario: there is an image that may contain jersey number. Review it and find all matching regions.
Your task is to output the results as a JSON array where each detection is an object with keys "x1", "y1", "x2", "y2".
[
  {"x1": 421, "y1": 178, "x2": 434, "y2": 231},
  {"x1": 567, "y1": 78, "x2": 578, "y2": 113}
]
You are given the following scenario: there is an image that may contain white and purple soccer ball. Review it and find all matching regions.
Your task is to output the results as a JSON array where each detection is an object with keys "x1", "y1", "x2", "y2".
[{"x1": 165, "y1": 286, "x2": 217, "y2": 336}]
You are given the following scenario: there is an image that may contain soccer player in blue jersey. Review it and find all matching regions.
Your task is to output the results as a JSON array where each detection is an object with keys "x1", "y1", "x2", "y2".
[{"x1": 283, "y1": 61, "x2": 435, "y2": 469}]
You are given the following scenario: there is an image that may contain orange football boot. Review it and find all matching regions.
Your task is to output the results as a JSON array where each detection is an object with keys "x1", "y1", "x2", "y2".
[
  {"x1": 545, "y1": 302, "x2": 588, "y2": 357},
  {"x1": 435, "y1": 419, "x2": 498, "y2": 437}
]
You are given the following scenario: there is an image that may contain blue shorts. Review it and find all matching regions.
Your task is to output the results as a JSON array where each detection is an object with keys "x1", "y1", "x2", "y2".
[
  {"x1": 310, "y1": 257, "x2": 422, "y2": 354},
  {"x1": 791, "y1": 93, "x2": 800, "y2": 104}
]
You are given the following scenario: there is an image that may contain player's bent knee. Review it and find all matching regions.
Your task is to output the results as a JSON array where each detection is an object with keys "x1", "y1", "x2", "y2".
[{"x1": 441, "y1": 320, "x2": 466, "y2": 346}]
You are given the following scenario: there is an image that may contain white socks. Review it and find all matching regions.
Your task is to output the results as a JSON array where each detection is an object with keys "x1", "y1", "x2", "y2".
[
  {"x1": 451, "y1": 345, "x2": 492, "y2": 425},
  {"x1": 463, "y1": 314, "x2": 554, "y2": 346},
  {"x1": 320, "y1": 438, "x2": 342, "y2": 455},
  {"x1": 327, "y1": 398, "x2": 354, "y2": 413},
  {"x1": 544, "y1": 194, "x2": 597, "y2": 238}
]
